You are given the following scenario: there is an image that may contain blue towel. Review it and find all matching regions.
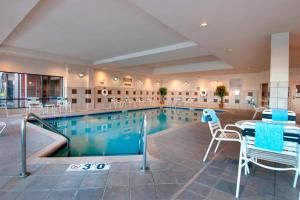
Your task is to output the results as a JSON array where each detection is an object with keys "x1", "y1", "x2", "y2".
[
  {"x1": 201, "y1": 109, "x2": 219, "y2": 123},
  {"x1": 255, "y1": 122, "x2": 284, "y2": 152},
  {"x1": 272, "y1": 109, "x2": 288, "y2": 121}
]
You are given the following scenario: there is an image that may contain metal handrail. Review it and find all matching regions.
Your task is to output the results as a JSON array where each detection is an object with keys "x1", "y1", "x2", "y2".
[
  {"x1": 140, "y1": 114, "x2": 149, "y2": 171},
  {"x1": 20, "y1": 113, "x2": 70, "y2": 177}
]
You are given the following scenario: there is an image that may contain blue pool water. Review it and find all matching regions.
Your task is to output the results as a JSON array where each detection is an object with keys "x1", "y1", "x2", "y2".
[{"x1": 35, "y1": 107, "x2": 222, "y2": 157}]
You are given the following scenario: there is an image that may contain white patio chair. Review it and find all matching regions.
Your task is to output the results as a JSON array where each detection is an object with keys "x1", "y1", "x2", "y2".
[
  {"x1": 202, "y1": 109, "x2": 243, "y2": 162},
  {"x1": 0, "y1": 121, "x2": 6, "y2": 136},
  {"x1": 27, "y1": 97, "x2": 43, "y2": 114},
  {"x1": 0, "y1": 103, "x2": 8, "y2": 117},
  {"x1": 246, "y1": 97, "x2": 267, "y2": 120},
  {"x1": 236, "y1": 122, "x2": 300, "y2": 198},
  {"x1": 262, "y1": 109, "x2": 296, "y2": 125}
]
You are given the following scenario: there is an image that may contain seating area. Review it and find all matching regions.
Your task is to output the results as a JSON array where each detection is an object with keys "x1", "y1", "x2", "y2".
[{"x1": 201, "y1": 108, "x2": 300, "y2": 198}]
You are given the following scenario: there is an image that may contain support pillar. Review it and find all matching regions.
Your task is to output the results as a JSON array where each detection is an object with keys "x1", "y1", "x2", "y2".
[{"x1": 269, "y1": 32, "x2": 289, "y2": 109}]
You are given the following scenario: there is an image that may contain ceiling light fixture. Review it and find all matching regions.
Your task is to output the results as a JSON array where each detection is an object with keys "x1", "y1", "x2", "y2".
[
  {"x1": 79, "y1": 73, "x2": 85, "y2": 78},
  {"x1": 200, "y1": 22, "x2": 208, "y2": 27},
  {"x1": 112, "y1": 77, "x2": 119, "y2": 81}
]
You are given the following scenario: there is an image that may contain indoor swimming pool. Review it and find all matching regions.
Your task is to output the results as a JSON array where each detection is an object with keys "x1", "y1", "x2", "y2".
[{"x1": 34, "y1": 107, "x2": 223, "y2": 157}]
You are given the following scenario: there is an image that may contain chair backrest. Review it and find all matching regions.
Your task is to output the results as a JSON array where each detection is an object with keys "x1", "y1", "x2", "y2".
[
  {"x1": 202, "y1": 110, "x2": 222, "y2": 137},
  {"x1": 262, "y1": 109, "x2": 296, "y2": 125},
  {"x1": 241, "y1": 122, "x2": 300, "y2": 165}
]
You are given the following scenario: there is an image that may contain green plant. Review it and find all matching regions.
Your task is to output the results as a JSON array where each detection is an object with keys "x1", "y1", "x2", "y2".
[
  {"x1": 215, "y1": 85, "x2": 227, "y2": 103},
  {"x1": 159, "y1": 87, "x2": 168, "y2": 97},
  {"x1": 159, "y1": 87, "x2": 168, "y2": 105}
]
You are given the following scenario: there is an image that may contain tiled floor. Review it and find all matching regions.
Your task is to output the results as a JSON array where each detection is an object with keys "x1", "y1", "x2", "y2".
[{"x1": 0, "y1": 110, "x2": 299, "y2": 199}]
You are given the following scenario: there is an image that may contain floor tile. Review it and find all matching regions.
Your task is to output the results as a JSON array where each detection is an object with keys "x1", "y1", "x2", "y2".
[
  {"x1": 47, "y1": 190, "x2": 76, "y2": 200},
  {"x1": 103, "y1": 186, "x2": 130, "y2": 200},
  {"x1": 80, "y1": 173, "x2": 107, "y2": 188},
  {"x1": 74, "y1": 188, "x2": 104, "y2": 200},
  {"x1": 131, "y1": 185, "x2": 157, "y2": 200}
]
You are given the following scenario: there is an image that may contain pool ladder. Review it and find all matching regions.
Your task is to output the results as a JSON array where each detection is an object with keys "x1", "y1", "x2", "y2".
[
  {"x1": 20, "y1": 113, "x2": 70, "y2": 177},
  {"x1": 139, "y1": 114, "x2": 149, "y2": 171}
]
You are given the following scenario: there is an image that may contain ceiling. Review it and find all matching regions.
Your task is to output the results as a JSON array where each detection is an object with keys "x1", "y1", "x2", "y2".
[{"x1": 1, "y1": 0, "x2": 300, "y2": 75}]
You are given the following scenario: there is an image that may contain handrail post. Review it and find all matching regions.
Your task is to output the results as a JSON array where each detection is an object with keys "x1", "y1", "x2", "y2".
[
  {"x1": 20, "y1": 117, "x2": 29, "y2": 177},
  {"x1": 141, "y1": 114, "x2": 149, "y2": 172},
  {"x1": 20, "y1": 113, "x2": 69, "y2": 177}
]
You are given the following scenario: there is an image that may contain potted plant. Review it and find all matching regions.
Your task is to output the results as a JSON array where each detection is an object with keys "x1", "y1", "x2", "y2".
[
  {"x1": 159, "y1": 87, "x2": 168, "y2": 105},
  {"x1": 215, "y1": 85, "x2": 227, "y2": 108}
]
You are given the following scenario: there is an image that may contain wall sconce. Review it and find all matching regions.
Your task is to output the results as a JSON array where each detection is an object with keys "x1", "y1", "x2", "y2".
[
  {"x1": 99, "y1": 79, "x2": 105, "y2": 85},
  {"x1": 79, "y1": 73, "x2": 85, "y2": 78},
  {"x1": 112, "y1": 77, "x2": 119, "y2": 81}
]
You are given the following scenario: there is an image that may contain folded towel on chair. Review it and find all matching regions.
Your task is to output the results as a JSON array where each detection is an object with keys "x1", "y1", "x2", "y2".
[
  {"x1": 272, "y1": 109, "x2": 288, "y2": 121},
  {"x1": 255, "y1": 122, "x2": 284, "y2": 152},
  {"x1": 201, "y1": 109, "x2": 219, "y2": 123}
]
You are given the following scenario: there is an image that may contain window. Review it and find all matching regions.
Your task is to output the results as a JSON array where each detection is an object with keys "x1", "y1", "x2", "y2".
[
  {"x1": 117, "y1": 90, "x2": 121, "y2": 95},
  {"x1": 72, "y1": 89, "x2": 77, "y2": 94},
  {"x1": 126, "y1": 91, "x2": 129, "y2": 95},
  {"x1": 0, "y1": 72, "x2": 63, "y2": 108},
  {"x1": 71, "y1": 99, "x2": 77, "y2": 104},
  {"x1": 85, "y1": 98, "x2": 91, "y2": 103},
  {"x1": 97, "y1": 98, "x2": 102, "y2": 103},
  {"x1": 85, "y1": 89, "x2": 91, "y2": 94},
  {"x1": 97, "y1": 90, "x2": 101, "y2": 94}
]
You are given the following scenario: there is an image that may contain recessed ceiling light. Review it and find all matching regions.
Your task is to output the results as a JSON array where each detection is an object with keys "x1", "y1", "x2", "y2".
[
  {"x1": 200, "y1": 22, "x2": 208, "y2": 27},
  {"x1": 78, "y1": 73, "x2": 85, "y2": 78},
  {"x1": 226, "y1": 48, "x2": 233, "y2": 52},
  {"x1": 112, "y1": 77, "x2": 118, "y2": 81}
]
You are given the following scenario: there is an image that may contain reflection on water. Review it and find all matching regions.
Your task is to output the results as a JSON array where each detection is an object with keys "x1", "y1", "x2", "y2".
[{"x1": 39, "y1": 108, "x2": 202, "y2": 156}]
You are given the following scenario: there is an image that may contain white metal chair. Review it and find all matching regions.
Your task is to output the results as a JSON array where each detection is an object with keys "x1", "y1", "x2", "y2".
[
  {"x1": 236, "y1": 122, "x2": 300, "y2": 198},
  {"x1": 246, "y1": 97, "x2": 267, "y2": 120},
  {"x1": 202, "y1": 109, "x2": 242, "y2": 162},
  {"x1": 262, "y1": 109, "x2": 296, "y2": 125},
  {"x1": 0, "y1": 121, "x2": 6, "y2": 136},
  {"x1": 26, "y1": 97, "x2": 43, "y2": 114},
  {"x1": 0, "y1": 103, "x2": 8, "y2": 117}
]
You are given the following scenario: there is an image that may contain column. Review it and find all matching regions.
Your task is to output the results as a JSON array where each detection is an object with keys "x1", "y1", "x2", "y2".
[{"x1": 269, "y1": 32, "x2": 289, "y2": 109}]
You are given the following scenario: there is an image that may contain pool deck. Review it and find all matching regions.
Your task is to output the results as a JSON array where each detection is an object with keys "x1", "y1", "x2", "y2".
[{"x1": 0, "y1": 109, "x2": 299, "y2": 200}]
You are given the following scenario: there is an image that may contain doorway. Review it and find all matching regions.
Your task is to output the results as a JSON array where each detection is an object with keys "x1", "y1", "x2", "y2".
[
  {"x1": 260, "y1": 83, "x2": 269, "y2": 107},
  {"x1": 291, "y1": 82, "x2": 300, "y2": 113}
]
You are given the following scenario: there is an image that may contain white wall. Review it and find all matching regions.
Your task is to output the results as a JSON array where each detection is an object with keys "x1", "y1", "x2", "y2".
[
  {"x1": 0, "y1": 54, "x2": 91, "y2": 88},
  {"x1": 162, "y1": 71, "x2": 270, "y2": 109}
]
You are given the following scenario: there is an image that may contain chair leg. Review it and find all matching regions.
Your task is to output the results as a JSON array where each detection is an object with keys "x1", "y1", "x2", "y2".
[
  {"x1": 293, "y1": 170, "x2": 298, "y2": 188},
  {"x1": 252, "y1": 110, "x2": 257, "y2": 120},
  {"x1": 236, "y1": 145, "x2": 243, "y2": 198},
  {"x1": 214, "y1": 140, "x2": 221, "y2": 153},
  {"x1": 203, "y1": 138, "x2": 215, "y2": 162}
]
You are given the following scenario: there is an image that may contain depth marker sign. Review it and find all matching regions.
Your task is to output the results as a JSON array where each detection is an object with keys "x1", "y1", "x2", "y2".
[{"x1": 66, "y1": 163, "x2": 110, "y2": 171}]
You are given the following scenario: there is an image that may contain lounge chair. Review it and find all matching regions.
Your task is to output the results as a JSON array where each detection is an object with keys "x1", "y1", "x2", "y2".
[
  {"x1": 262, "y1": 109, "x2": 296, "y2": 125},
  {"x1": 236, "y1": 121, "x2": 300, "y2": 198},
  {"x1": 0, "y1": 121, "x2": 6, "y2": 136}
]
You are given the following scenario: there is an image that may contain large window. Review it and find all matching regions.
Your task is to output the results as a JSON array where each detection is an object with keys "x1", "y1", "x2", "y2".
[{"x1": 0, "y1": 72, "x2": 63, "y2": 108}]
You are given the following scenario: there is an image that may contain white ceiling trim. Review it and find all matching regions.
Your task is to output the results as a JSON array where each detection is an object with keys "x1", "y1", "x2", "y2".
[
  {"x1": 153, "y1": 61, "x2": 233, "y2": 75},
  {"x1": 93, "y1": 41, "x2": 197, "y2": 65},
  {"x1": 0, "y1": 45, "x2": 92, "y2": 67}
]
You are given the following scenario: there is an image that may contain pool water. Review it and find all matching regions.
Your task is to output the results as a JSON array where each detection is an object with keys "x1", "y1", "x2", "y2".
[{"x1": 36, "y1": 108, "x2": 221, "y2": 157}]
